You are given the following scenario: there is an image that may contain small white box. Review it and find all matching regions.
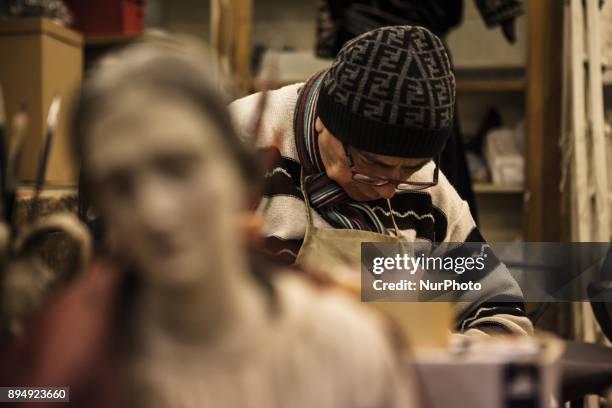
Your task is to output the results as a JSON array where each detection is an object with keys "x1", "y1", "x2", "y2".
[{"x1": 485, "y1": 128, "x2": 525, "y2": 185}]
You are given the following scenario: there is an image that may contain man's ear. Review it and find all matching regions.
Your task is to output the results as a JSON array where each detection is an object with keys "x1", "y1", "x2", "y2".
[{"x1": 315, "y1": 117, "x2": 324, "y2": 133}]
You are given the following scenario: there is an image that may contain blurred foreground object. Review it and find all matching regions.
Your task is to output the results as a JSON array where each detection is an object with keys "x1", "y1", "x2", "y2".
[
  {"x1": 0, "y1": 37, "x2": 416, "y2": 407},
  {"x1": 416, "y1": 335, "x2": 563, "y2": 407},
  {"x1": 1, "y1": 213, "x2": 91, "y2": 341}
]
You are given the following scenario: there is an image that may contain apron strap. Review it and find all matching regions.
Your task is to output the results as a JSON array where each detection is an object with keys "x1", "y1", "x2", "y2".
[
  {"x1": 386, "y1": 198, "x2": 402, "y2": 238},
  {"x1": 301, "y1": 167, "x2": 403, "y2": 239},
  {"x1": 299, "y1": 169, "x2": 315, "y2": 228}
]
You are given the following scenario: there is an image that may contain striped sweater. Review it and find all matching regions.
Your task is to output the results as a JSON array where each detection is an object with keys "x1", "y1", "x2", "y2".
[{"x1": 229, "y1": 83, "x2": 533, "y2": 336}]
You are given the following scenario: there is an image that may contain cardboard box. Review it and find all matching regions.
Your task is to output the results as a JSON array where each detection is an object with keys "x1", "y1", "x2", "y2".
[{"x1": 0, "y1": 18, "x2": 83, "y2": 185}]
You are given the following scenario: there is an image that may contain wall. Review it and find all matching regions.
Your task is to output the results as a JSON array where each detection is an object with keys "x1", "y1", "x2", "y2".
[
  {"x1": 447, "y1": 0, "x2": 527, "y2": 68},
  {"x1": 145, "y1": 0, "x2": 211, "y2": 40}
]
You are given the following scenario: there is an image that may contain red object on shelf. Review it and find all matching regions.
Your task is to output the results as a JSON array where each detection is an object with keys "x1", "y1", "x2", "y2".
[{"x1": 63, "y1": 0, "x2": 144, "y2": 36}]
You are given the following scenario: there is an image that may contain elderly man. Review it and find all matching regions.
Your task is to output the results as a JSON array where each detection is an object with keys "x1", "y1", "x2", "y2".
[{"x1": 230, "y1": 25, "x2": 533, "y2": 336}]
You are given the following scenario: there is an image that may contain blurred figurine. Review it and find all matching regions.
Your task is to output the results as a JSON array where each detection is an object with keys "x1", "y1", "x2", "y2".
[
  {"x1": 0, "y1": 214, "x2": 91, "y2": 342},
  {"x1": 1, "y1": 39, "x2": 414, "y2": 408}
]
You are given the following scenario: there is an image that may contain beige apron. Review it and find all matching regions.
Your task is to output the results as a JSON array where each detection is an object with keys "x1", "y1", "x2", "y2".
[
  {"x1": 294, "y1": 174, "x2": 405, "y2": 284},
  {"x1": 293, "y1": 174, "x2": 451, "y2": 348}
]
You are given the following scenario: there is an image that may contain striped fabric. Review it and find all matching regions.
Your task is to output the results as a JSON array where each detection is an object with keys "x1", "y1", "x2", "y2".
[
  {"x1": 295, "y1": 71, "x2": 391, "y2": 233},
  {"x1": 229, "y1": 83, "x2": 533, "y2": 336}
]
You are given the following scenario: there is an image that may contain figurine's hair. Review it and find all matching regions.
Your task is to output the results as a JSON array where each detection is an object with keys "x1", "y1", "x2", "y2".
[
  {"x1": 71, "y1": 36, "x2": 259, "y2": 190},
  {"x1": 71, "y1": 37, "x2": 277, "y2": 307}
]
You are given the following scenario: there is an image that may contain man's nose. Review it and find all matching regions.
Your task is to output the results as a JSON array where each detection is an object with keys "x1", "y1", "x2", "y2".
[{"x1": 373, "y1": 183, "x2": 396, "y2": 200}]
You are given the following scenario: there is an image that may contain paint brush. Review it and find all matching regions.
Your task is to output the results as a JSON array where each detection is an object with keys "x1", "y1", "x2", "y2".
[
  {"x1": 29, "y1": 95, "x2": 61, "y2": 223},
  {"x1": 6, "y1": 103, "x2": 28, "y2": 230}
]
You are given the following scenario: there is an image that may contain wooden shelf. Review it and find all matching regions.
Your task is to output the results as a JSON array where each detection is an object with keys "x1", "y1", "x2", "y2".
[
  {"x1": 457, "y1": 78, "x2": 525, "y2": 92},
  {"x1": 85, "y1": 33, "x2": 141, "y2": 47},
  {"x1": 455, "y1": 67, "x2": 525, "y2": 92},
  {"x1": 84, "y1": 33, "x2": 143, "y2": 71},
  {"x1": 254, "y1": 78, "x2": 295, "y2": 90},
  {"x1": 256, "y1": 76, "x2": 526, "y2": 93},
  {"x1": 16, "y1": 185, "x2": 77, "y2": 199},
  {"x1": 0, "y1": 17, "x2": 83, "y2": 46},
  {"x1": 473, "y1": 182, "x2": 524, "y2": 194},
  {"x1": 255, "y1": 53, "x2": 527, "y2": 92}
]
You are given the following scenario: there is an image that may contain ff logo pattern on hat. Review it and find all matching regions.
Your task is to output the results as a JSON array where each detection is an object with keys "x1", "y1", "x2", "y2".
[{"x1": 316, "y1": 25, "x2": 456, "y2": 158}]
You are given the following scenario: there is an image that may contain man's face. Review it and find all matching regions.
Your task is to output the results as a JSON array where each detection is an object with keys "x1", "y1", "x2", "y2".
[
  {"x1": 315, "y1": 118, "x2": 433, "y2": 201},
  {"x1": 85, "y1": 88, "x2": 246, "y2": 288}
]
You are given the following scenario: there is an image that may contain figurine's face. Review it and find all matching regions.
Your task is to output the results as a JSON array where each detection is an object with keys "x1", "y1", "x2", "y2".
[{"x1": 85, "y1": 88, "x2": 246, "y2": 288}]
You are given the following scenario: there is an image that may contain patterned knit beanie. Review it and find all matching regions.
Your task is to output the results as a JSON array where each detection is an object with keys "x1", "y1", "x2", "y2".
[{"x1": 316, "y1": 25, "x2": 455, "y2": 158}]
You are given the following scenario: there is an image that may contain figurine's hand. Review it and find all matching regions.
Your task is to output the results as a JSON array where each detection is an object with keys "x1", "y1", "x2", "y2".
[{"x1": 501, "y1": 18, "x2": 517, "y2": 44}]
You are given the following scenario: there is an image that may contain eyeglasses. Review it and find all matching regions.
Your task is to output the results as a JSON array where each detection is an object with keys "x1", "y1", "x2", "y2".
[{"x1": 344, "y1": 144, "x2": 439, "y2": 191}]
